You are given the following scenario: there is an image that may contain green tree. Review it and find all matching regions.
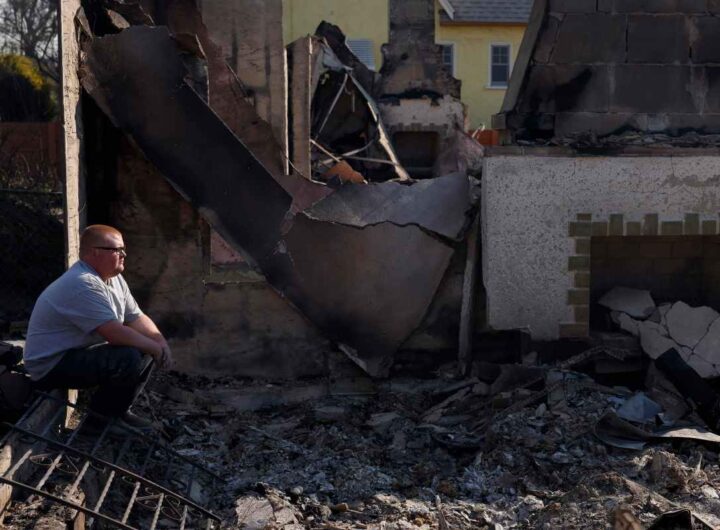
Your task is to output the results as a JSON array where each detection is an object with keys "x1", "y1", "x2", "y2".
[
  {"x1": 0, "y1": 54, "x2": 57, "y2": 121},
  {"x1": 0, "y1": 0, "x2": 58, "y2": 81}
]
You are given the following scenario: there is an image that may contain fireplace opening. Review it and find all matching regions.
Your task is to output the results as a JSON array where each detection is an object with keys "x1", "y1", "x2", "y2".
[
  {"x1": 392, "y1": 131, "x2": 439, "y2": 178},
  {"x1": 590, "y1": 235, "x2": 720, "y2": 328}
]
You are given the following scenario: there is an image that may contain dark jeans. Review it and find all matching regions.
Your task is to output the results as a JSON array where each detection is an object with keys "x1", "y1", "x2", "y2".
[{"x1": 35, "y1": 344, "x2": 154, "y2": 417}]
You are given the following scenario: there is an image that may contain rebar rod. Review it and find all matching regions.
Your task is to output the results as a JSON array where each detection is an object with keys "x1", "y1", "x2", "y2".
[
  {"x1": 179, "y1": 505, "x2": 188, "y2": 530},
  {"x1": 93, "y1": 469, "x2": 116, "y2": 513},
  {"x1": 122, "y1": 481, "x2": 141, "y2": 524},
  {"x1": 149, "y1": 493, "x2": 165, "y2": 530}
]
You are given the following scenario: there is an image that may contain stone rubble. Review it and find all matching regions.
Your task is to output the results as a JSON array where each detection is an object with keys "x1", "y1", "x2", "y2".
[
  {"x1": 599, "y1": 287, "x2": 656, "y2": 320},
  {"x1": 602, "y1": 288, "x2": 720, "y2": 378}
]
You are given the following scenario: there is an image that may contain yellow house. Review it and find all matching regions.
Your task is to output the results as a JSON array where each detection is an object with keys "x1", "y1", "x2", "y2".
[{"x1": 282, "y1": 0, "x2": 530, "y2": 130}]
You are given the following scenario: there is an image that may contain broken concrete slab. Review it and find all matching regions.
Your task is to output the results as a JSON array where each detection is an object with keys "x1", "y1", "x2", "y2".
[
  {"x1": 611, "y1": 311, "x2": 640, "y2": 336},
  {"x1": 665, "y1": 301, "x2": 720, "y2": 349},
  {"x1": 432, "y1": 130, "x2": 484, "y2": 179},
  {"x1": 694, "y1": 317, "x2": 720, "y2": 366},
  {"x1": 648, "y1": 303, "x2": 672, "y2": 326},
  {"x1": 686, "y1": 353, "x2": 718, "y2": 379},
  {"x1": 235, "y1": 491, "x2": 302, "y2": 529},
  {"x1": 302, "y1": 172, "x2": 473, "y2": 240},
  {"x1": 598, "y1": 287, "x2": 655, "y2": 319},
  {"x1": 655, "y1": 348, "x2": 720, "y2": 429},
  {"x1": 639, "y1": 321, "x2": 679, "y2": 360}
]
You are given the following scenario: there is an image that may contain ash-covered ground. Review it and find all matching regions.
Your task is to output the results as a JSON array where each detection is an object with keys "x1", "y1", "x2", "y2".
[{"x1": 128, "y1": 362, "x2": 720, "y2": 530}]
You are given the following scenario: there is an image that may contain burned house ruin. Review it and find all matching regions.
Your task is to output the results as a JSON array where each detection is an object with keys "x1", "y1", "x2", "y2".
[
  {"x1": 59, "y1": 0, "x2": 481, "y2": 380},
  {"x1": 486, "y1": 0, "x2": 720, "y2": 360},
  {"x1": 4, "y1": 0, "x2": 720, "y2": 528}
]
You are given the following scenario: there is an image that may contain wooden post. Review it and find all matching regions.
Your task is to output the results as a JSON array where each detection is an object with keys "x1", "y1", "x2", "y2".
[{"x1": 458, "y1": 212, "x2": 480, "y2": 376}]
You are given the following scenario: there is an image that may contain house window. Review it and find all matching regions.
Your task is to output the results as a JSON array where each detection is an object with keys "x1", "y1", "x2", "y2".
[
  {"x1": 346, "y1": 39, "x2": 376, "y2": 70},
  {"x1": 438, "y1": 42, "x2": 455, "y2": 75},
  {"x1": 490, "y1": 44, "x2": 511, "y2": 87}
]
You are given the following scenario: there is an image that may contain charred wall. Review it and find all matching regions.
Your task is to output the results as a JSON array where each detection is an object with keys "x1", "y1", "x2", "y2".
[
  {"x1": 378, "y1": 0, "x2": 460, "y2": 98},
  {"x1": 82, "y1": 102, "x2": 331, "y2": 378},
  {"x1": 496, "y1": 0, "x2": 720, "y2": 141}
]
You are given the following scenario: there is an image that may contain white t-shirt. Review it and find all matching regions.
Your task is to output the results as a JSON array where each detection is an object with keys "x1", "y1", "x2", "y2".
[{"x1": 23, "y1": 260, "x2": 143, "y2": 381}]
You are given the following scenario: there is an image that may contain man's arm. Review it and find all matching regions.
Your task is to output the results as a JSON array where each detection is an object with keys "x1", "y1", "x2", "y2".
[
  {"x1": 96, "y1": 320, "x2": 163, "y2": 362},
  {"x1": 127, "y1": 314, "x2": 167, "y2": 346},
  {"x1": 127, "y1": 315, "x2": 173, "y2": 368}
]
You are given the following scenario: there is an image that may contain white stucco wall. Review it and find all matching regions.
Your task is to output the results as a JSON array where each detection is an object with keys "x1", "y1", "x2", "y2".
[{"x1": 482, "y1": 155, "x2": 720, "y2": 340}]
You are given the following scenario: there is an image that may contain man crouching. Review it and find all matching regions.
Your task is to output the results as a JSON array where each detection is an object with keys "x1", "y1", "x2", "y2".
[{"x1": 23, "y1": 224, "x2": 172, "y2": 431}]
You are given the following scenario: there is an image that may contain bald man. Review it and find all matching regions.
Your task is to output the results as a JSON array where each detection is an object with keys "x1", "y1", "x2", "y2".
[{"x1": 24, "y1": 224, "x2": 172, "y2": 430}]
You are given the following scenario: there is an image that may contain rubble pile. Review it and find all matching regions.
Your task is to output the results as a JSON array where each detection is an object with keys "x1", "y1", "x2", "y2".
[
  {"x1": 599, "y1": 287, "x2": 720, "y2": 378},
  {"x1": 131, "y1": 359, "x2": 720, "y2": 529},
  {"x1": 516, "y1": 131, "x2": 720, "y2": 150}
]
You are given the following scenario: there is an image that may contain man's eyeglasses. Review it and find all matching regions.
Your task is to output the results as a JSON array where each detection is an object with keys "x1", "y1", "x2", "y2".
[{"x1": 94, "y1": 246, "x2": 127, "y2": 256}]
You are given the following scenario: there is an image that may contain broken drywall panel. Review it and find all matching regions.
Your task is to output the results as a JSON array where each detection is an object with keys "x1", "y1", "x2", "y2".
[
  {"x1": 81, "y1": 26, "x2": 293, "y2": 264},
  {"x1": 302, "y1": 172, "x2": 473, "y2": 241}
]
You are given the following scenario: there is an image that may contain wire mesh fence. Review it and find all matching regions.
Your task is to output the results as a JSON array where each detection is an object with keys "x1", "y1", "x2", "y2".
[{"x1": 0, "y1": 124, "x2": 64, "y2": 332}]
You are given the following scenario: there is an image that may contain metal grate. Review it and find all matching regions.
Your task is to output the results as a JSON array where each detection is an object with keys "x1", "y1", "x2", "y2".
[{"x1": 0, "y1": 392, "x2": 222, "y2": 529}]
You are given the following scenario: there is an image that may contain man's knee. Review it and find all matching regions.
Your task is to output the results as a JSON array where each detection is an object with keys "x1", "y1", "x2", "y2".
[{"x1": 105, "y1": 346, "x2": 145, "y2": 381}]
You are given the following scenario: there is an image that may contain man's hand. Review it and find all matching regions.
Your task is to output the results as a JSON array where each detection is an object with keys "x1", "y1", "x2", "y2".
[
  {"x1": 157, "y1": 343, "x2": 174, "y2": 370},
  {"x1": 127, "y1": 315, "x2": 173, "y2": 369}
]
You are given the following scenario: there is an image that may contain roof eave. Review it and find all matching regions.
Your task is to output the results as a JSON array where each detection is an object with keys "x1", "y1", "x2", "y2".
[
  {"x1": 440, "y1": 18, "x2": 529, "y2": 26},
  {"x1": 438, "y1": 0, "x2": 455, "y2": 19}
]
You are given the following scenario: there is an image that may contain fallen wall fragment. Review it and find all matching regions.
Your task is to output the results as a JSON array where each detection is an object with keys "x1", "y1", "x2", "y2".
[
  {"x1": 77, "y1": 18, "x2": 474, "y2": 376},
  {"x1": 302, "y1": 173, "x2": 471, "y2": 241}
]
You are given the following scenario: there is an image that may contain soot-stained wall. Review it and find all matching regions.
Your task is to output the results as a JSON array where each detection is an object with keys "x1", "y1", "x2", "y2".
[{"x1": 496, "y1": 0, "x2": 720, "y2": 140}]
